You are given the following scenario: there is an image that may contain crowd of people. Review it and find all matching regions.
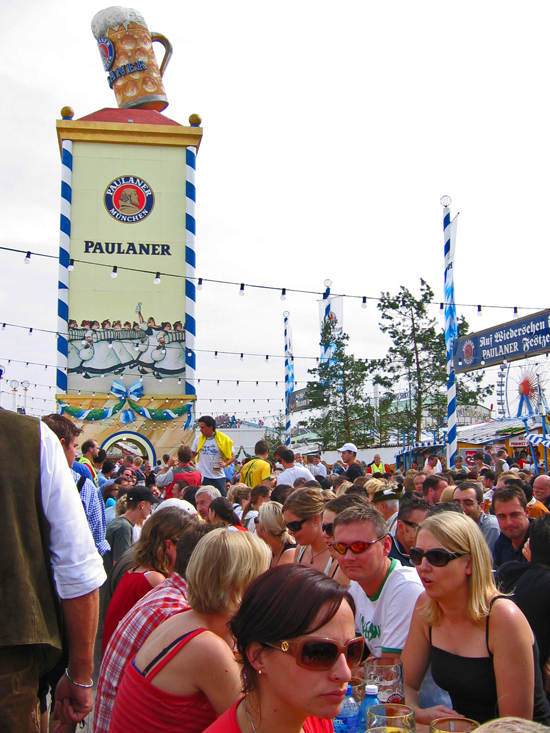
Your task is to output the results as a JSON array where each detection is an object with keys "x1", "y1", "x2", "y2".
[{"x1": 3, "y1": 408, "x2": 550, "y2": 733}]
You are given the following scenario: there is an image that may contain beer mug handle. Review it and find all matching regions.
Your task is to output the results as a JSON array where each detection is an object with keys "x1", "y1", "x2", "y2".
[{"x1": 151, "y1": 33, "x2": 173, "y2": 77}]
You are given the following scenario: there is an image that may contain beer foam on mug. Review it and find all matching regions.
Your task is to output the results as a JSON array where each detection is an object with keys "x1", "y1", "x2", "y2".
[{"x1": 91, "y1": 6, "x2": 147, "y2": 38}]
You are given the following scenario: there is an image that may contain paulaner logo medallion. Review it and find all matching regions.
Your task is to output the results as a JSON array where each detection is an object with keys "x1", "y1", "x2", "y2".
[{"x1": 104, "y1": 176, "x2": 155, "y2": 223}]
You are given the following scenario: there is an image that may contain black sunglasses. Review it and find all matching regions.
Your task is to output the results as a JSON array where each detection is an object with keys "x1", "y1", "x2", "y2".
[
  {"x1": 264, "y1": 636, "x2": 365, "y2": 670},
  {"x1": 401, "y1": 519, "x2": 420, "y2": 530},
  {"x1": 321, "y1": 522, "x2": 334, "y2": 536},
  {"x1": 285, "y1": 517, "x2": 309, "y2": 533},
  {"x1": 409, "y1": 546, "x2": 467, "y2": 567}
]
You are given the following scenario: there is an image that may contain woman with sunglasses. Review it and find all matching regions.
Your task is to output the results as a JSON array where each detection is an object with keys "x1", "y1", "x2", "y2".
[
  {"x1": 402, "y1": 512, "x2": 550, "y2": 725},
  {"x1": 255, "y1": 501, "x2": 296, "y2": 568},
  {"x1": 204, "y1": 564, "x2": 365, "y2": 733},
  {"x1": 283, "y1": 488, "x2": 335, "y2": 574}
]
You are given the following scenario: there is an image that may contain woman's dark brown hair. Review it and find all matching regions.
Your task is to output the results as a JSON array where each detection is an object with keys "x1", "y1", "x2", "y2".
[
  {"x1": 230, "y1": 564, "x2": 355, "y2": 693},
  {"x1": 209, "y1": 497, "x2": 242, "y2": 526}
]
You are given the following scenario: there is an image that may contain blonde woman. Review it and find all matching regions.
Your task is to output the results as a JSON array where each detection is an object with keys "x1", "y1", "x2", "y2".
[
  {"x1": 283, "y1": 488, "x2": 335, "y2": 574},
  {"x1": 109, "y1": 529, "x2": 271, "y2": 733},
  {"x1": 363, "y1": 477, "x2": 385, "y2": 499},
  {"x1": 402, "y1": 513, "x2": 550, "y2": 725},
  {"x1": 102, "y1": 507, "x2": 190, "y2": 654},
  {"x1": 256, "y1": 501, "x2": 296, "y2": 567}
]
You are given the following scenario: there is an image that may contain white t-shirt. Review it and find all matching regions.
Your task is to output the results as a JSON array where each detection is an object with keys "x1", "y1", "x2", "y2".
[
  {"x1": 192, "y1": 435, "x2": 224, "y2": 479},
  {"x1": 39, "y1": 422, "x2": 107, "y2": 599},
  {"x1": 349, "y1": 559, "x2": 423, "y2": 657},
  {"x1": 276, "y1": 465, "x2": 314, "y2": 486},
  {"x1": 310, "y1": 463, "x2": 327, "y2": 478}
]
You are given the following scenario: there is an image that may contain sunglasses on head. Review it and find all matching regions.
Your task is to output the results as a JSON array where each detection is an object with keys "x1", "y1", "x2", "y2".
[
  {"x1": 284, "y1": 517, "x2": 309, "y2": 533},
  {"x1": 264, "y1": 635, "x2": 365, "y2": 670},
  {"x1": 331, "y1": 535, "x2": 388, "y2": 555},
  {"x1": 321, "y1": 522, "x2": 334, "y2": 536},
  {"x1": 409, "y1": 546, "x2": 467, "y2": 567}
]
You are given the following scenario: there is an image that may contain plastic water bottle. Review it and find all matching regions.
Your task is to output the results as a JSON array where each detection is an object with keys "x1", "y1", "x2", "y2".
[
  {"x1": 334, "y1": 684, "x2": 359, "y2": 733},
  {"x1": 358, "y1": 683, "x2": 381, "y2": 733}
]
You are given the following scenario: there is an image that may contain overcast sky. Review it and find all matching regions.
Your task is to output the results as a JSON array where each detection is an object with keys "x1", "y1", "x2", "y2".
[{"x1": 2, "y1": 0, "x2": 550, "y2": 424}]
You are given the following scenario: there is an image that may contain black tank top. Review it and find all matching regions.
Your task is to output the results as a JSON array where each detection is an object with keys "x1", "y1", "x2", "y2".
[{"x1": 430, "y1": 596, "x2": 550, "y2": 724}]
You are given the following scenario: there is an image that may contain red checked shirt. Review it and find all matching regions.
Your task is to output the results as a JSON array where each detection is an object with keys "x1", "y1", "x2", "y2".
[{"x1": 93, "y1": 573, "x2": 190, "y2": 733}]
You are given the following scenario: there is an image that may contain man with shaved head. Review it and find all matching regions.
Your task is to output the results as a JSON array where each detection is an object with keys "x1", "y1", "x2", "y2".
[{"x1": 533, "y1": 475, "x2": 550, "y2": 510}]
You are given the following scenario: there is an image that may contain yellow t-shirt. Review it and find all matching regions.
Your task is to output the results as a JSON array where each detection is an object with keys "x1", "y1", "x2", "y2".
[{"x1": 240, "y1": 458, "x2": 272, "y2": 487}]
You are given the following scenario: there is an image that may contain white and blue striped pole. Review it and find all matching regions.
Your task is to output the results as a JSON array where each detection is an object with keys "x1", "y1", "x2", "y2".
[
  {"x1": 284, "y1": 310, "x2": 293, "y2": 446},
  {"x1": 57, "y1": 121, "x2": 73, "y2": 394},
  {"x1": 320, "y1": 279, "x2": 332, "y2": 366},
  {"x1": 185, "y1": 114, "x2": 201, "y2": 399},
  {"x1": 442, "y1": 195, "x2": 459, "y2": 468}
]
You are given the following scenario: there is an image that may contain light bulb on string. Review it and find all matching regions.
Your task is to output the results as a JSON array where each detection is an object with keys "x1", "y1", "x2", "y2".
[
  {"x1": 154, "y1": 272, "x2": 161, "y2": 285},
  {"x1": 214, "y1": 351, "x2": 218, "y2": 359},
  {"x1": 111, "y1": 266, "x2": 118, "y2": 279},
  {"x1": 477, "y1": 305, "x2": 482, "y2": 317},
  {"x1": 24, "y1": 252, "x2": 31, "y2": 265},
  {"x1": 68, "y1": 259, "x2": 75, "y2": 271},
  {"x1": 239, "y1": 283, "x2": 245, "y2": 296},
  {"x1": 197, "y1": 278, "x2": 203, "y2": 290},
  {"x1": 513, "y1": 307, "x2": 519, "y2": 318},
  {"x1": 240, "y1": 353, "x2": 244, "y2": 361},
  {"x1": 280, "y1": 288, "x2": 286, "y2": 301},
  {"x1": 362, "y1": 297, "x2": 367, "y2": 309}
]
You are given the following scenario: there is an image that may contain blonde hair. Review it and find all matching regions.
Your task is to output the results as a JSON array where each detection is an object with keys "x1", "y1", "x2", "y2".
[
  {"x1": 282, "y1": 487, "x2": 329, "y2": 519},
  {"x1": 115, "y1": 494, "x2": 128, "y2": 516},
  {"x1": 439, "y1": 485, "x2": 456, "y2": 504},
  {"x1": 364, "y1": 477, "x2": 384, "y2": 498},
  {"x1": 186, "y1": 528, "x2": 271, "y2": 615},
  {"x1": 417, "y1": 513, "x2": 499, "y2": 626},
  {"x1": 335, "y1": 481, "x2": 352, "y2": 496},
  {"x1": 476, "y1": 718, "x2": 548, "y2": 733},
  {"x1": 258, "y1": 502, "x2": 291, "y2": 544},
  {"x1": 134, "y1": 456, "x2": 143, "y2": 467}
]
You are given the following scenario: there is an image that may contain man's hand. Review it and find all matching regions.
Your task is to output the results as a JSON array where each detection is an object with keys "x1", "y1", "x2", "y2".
[{"x1": 51, "y1": 673, "x2": 93, "y2": 731}]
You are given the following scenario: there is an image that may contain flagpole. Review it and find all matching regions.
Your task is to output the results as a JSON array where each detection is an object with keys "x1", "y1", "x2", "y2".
[
  {"x1": 284, "y1": 311, "x2": 292, "y2": 447},
  {"x1": 441, "y1": 195, "x2": 459, "y2": 468}
]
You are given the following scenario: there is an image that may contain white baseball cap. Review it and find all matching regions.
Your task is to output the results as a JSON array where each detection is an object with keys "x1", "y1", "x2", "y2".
[{"x1": 337, "y1": 443, "x2": 358, "y2": 453}]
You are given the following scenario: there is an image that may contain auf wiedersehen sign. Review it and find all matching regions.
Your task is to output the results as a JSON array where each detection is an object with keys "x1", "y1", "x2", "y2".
[{"x1": 453, "y1": 309, "x2": 550, "y2": 373}]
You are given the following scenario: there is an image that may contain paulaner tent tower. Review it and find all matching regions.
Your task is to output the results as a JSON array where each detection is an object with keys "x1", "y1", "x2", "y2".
[{"x1": 55, "y1": 6, "x2": 202, "y2": 462}]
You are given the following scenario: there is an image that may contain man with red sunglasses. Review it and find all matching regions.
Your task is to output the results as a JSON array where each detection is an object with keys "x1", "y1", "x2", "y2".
[{"x1": 332, "y1": 504, "x2": 423, "y2": 662}]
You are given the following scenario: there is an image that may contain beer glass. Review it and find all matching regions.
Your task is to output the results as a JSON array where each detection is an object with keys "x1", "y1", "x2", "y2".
[
  {"x1": 366, "y1": 659, "x2": 405, "y2": 704},
  {"x1": 366, "y1": 703, "x2": 415, "y2": 731},
  {"x1": 430, "y1": 718, "x2": 479, "y2": 733},
  {"x1": 92, "y1": 7, "x2": 172, "y2": 111}
]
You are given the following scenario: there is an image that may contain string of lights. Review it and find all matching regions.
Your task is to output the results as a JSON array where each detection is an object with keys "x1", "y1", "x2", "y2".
[{"x1": 2, "y1": 244, "x2": 541, "y2": 315}]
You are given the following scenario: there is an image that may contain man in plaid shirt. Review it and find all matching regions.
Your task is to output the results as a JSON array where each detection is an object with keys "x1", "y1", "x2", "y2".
[{"x1": 93, "y1": 522, "x2": 216, "y2": 733}]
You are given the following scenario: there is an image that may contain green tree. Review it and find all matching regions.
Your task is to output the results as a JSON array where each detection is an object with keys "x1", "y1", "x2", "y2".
[
  {"x1": 304, "y1": 317, "x2": 374, "y2": 449},
  {"x1": 368, "y1": 279, "x2": 492, "y2": 442},
  {"x1": 263, "y1": 412, "x2": 286, "y2": 457}
]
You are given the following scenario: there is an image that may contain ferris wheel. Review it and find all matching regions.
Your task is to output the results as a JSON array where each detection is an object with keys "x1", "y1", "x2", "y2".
[{"x1": 498, "y1": 358, "x2": 550, "y2": 419}]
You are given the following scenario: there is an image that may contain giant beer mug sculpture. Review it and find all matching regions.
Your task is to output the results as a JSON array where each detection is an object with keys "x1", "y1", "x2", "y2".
[{"x1": 92, "y1": 6, "x2": 172, "y2": 111}]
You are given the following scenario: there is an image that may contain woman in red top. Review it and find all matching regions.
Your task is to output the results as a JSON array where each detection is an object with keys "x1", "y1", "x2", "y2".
[
  {"x1": 102, "y1": 507, "x2": 191, "y2": 654},
  {"x1": 109, "y1": 529, "x2": 272, "y2": 733},
  {"x1": 204, "y1": 564, "x2": 364, "y2": 733}
]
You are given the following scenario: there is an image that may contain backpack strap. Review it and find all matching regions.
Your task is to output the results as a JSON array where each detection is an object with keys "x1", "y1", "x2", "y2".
[{"x1": 76, "y1": 475, "x2": 86, "y2": 493}]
